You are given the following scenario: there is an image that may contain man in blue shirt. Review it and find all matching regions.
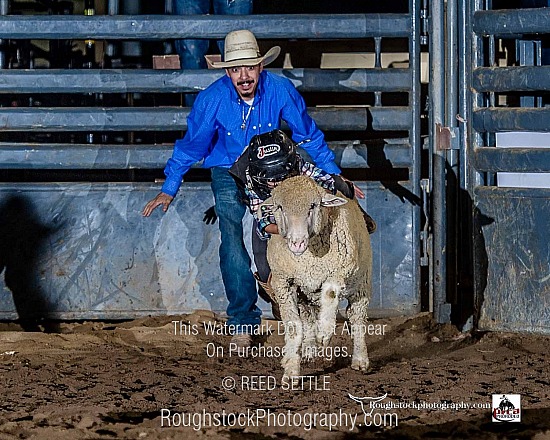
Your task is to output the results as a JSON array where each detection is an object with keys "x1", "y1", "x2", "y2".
[{"x1": 142, "y1": 29, "x2": 342, "y2": 350}]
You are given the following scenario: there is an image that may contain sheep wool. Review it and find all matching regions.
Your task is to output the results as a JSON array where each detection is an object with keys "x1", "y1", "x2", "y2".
[{"x1": 261, "y1": 175, "x2": 372, "y2": 379}]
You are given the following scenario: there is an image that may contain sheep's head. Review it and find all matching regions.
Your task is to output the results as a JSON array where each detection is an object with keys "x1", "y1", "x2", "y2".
[{"x1": 265, "y1": 175, "x2": 348, "y2": 256}]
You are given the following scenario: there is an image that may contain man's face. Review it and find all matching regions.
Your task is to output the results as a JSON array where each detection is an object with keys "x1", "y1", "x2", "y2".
[{"x1": 226, "y1": 64, "x2": 263, "y2": 100}]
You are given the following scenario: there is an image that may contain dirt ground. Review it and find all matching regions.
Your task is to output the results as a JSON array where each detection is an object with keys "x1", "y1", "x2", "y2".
[{"x1": 0, "y1": 311, "x2": 549, "y2": 440}]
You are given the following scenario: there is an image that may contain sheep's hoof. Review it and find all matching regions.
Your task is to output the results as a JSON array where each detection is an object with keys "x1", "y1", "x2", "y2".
[
  {"x1": 316, "y1": 334, "x2": 332, "y2": 348},
  {"x1": 301, "y1": 340, "x2": 317, "y2": 361},
  {"x1": 350, "y1": 357, "x2": 370, "y2": 372},
  {"x1": 282, "y1": 357, "x2": 300, "y2": 378}
]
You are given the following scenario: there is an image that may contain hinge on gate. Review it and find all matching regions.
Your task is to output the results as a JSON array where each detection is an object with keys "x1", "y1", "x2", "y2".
[
  {"x1": 420, "y1": 178, "x2": 431, "y2": 267},
  {"x1": 420, "y1": 0, "x2": 429, "y2": 46},
  {"x1": 435, "y1": 123, "x2": 460, "y2": 150}
]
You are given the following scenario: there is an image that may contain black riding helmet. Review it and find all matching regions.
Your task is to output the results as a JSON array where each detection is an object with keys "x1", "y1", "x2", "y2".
[{"x1": 248, "y1": 129, "x2": 301, "y2": 199}]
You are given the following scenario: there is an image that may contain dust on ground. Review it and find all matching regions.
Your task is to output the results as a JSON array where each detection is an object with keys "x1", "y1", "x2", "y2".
[{"x1": 0, "y1": 312, "x2": 548, "y2": 439}]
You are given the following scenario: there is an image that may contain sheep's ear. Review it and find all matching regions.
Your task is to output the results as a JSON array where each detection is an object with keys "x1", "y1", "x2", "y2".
[{"x1": 321, "y1": 194, "x2": 348, "y2": 207}]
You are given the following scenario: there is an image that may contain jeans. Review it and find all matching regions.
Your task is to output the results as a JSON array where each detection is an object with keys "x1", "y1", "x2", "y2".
[
  {"x1": 173, "y1": 0, "x2": 253, "y2": 105},
  {"x1": 211, "y1": 167, "x2": 261, "y2": 332}
]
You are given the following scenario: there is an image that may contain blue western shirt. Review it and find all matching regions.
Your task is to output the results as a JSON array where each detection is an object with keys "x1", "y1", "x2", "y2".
[{"x1": 161, "y1": 70, "x2": 341, "y2": 197}]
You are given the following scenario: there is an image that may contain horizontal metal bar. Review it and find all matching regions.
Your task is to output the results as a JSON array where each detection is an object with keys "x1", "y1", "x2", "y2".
[
  {"x1": 473, "y1": 108, "x2": 550, "y2": 133},
  {"x1": 0, "y1": 106, "x2": 412, "y2": 132},
  {"x1": 308, "y1": 107, "x2": 410, "y2": 131},
  {"x1": 474, "y1": 8, "x2": 550, "y2": 36},
  {"x1": 0, "y1": 14, "x2": 412, "y2": 39},
  {"x1": 475, "y1": 185, "x2": 550, "y2": 200},
  {"x1": 0, "y1": 68, "x2": 411, "y2": 94},
  {"x1": 0, "y1": 140, "x2": 412, "y2": 170},
  {"x1": 473, "y1": 66, "x2": 550, "y2": 92},
  {"x1": 0, "y1": 107, "x2": 187, "y2": 132},
  {"x1": 474, "y1": 147, "x2": 550, "y2": 172},
  {"x1": 0, "y1": 144, "x2": 172, "y2": 169},
  {"x1": 0, "y1": 69, "x2": 222, "y2": 94}
]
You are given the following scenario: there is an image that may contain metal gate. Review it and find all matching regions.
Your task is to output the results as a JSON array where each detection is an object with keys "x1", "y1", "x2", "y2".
[
  {"x1": 0, "y1": 3, "x2": 423, "y2": 320},
  {"x1": 431, "y1": 0, "x2": 550, "y2": 333}
]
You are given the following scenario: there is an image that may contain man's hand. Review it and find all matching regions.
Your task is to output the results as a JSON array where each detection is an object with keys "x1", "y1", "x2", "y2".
[{"x1": 142, "y1": 192, "x2": 174, "y2": 217}]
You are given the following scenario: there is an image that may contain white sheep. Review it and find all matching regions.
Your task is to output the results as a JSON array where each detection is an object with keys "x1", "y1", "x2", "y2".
[{"x1": 260, "y1": 175, "x2": 372, "y2": 378}]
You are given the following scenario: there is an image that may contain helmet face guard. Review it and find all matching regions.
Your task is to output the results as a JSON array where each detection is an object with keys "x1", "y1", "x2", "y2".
[
  {"x1": 249, "y1": 166, "x2": 300, "y2": 199},
  {"x1": 248, "y1": 130, "x2": 300, "y2": 199}
]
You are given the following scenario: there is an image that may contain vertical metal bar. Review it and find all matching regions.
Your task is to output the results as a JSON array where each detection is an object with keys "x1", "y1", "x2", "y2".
[
  {"x1": 122, "y1": 0, "x2": 142, "y2": 60},
  {"x1": 374, "y1": 37, "x2": 382, "y2": 107},
  {"x1": 421, "y1": 0, "x2": 429, "y2": 45},
  {"x1": 165, "y1": 0, "x2": 172, "y2": 14},
  {"x1": 108, "y1": 0, "x2": 119, "y2": 15},
  {"x1": 458, "y1": 0, "x2": 473, "y2": 330},
  {"x1": 484, "y1": 0, "x2": 496, "y2": 155},
  {"x1": 431, "y1": 0, "x2": 451, "y2": 322},
  {"x1": 473, "y1": 0, "x2": 485, "y2": 185},
  {"x1": 518, "y1": 40, "x2": 541, "y2": 107},
  {"x1": 535, "y1": 40, "x2": 550, "y2": 107},
  {"x1": 374, "y1": 37, "x2": 382, "y2": 68},
  {"x1": 0, "y1": 0, "x2": 8, "y2": 69},
  {"x1": 446, "y1": 0, "x2": 460, "y2": 310},
  {"x1": 105, "y1": 0, "x2": 119, "y2": 70},
  {"x1": 127, "y1": 92, "x2": 134, "y2": 144},
  {"x1": 447, "y1": 0, "x2": 458, "y2": 128},
  {"x1": 123, "y1": 0, "x2": 139, "y2": 145},
  {"x1": 484, "y1": 0, "x2": 496, "y2": 185},
  {"x1": 410, "y1": 0, "x2": 422, "y2": 316},
  {"x1": 488, "y1": 35, "x2": 496, "y2": 107},
  {"x1": 521, "y1": 41, "x2": 534, "y2": 107},
  {"x1": 535, "y1": 40, "x2": 543, "y2": 107},
  {"x1": 459, "y1": 0, "x2": 470, "y2": 192},
  {"x1": 459, "y1": 0, "x2": 487, "y2": 331},
  {"x1": 469, "y1": 0, "x2": 487, "y2": 327}
]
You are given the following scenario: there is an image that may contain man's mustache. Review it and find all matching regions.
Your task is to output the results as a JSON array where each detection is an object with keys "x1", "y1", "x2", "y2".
[{"x1": 237, "y1": 79, "x2": 255, "y2": 86}]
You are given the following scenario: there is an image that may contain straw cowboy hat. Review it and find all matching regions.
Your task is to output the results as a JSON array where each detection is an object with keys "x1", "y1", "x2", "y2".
[{"x1": 209, "y1": 29, "x2": 280, "y2": 69}]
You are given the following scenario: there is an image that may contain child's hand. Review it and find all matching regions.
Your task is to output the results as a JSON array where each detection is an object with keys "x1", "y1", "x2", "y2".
[{"x1": 202, "y1": 206, "x2": 218, "y2": 225}]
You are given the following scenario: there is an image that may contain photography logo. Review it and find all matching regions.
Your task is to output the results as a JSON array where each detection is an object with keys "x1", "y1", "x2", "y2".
[
  {"x1": 348, "y1": 393, "x2": 388, "y2": 417},
  {"x1": 492, "y1": 394, "x2": 521, "y2": 422}
]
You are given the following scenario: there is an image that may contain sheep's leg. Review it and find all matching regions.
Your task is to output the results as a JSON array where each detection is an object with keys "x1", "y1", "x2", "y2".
[
  {"x1": 316, "y1": 282, "x2": 340, "y2": 348},
  {"x1": 272, "y1": 278, "x2": 303, "y2": 379},
  {"x1": 299, "y1": 304, "x2": 317, "y2": 362},
  {"x1": 347, "y1": 293, "x2": 370, "y2": 372}
]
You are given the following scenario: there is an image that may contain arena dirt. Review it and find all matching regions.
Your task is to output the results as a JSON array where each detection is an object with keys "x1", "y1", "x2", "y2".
[{"x1": 0, "y1": 311, "x2": 548, "y2": 439}]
